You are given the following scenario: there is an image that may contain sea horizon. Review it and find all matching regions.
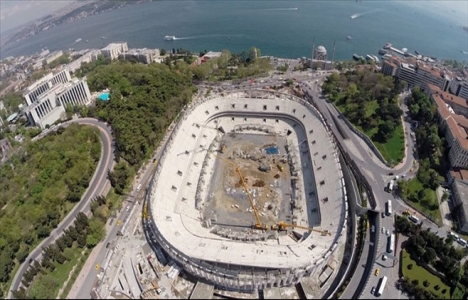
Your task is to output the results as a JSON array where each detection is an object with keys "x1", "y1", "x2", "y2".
[{"x1": 1, "y1": 1, "x2": 467, "y2": 62}]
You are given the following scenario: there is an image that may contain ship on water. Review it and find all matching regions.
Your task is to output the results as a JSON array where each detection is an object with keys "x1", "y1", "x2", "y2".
[
  {"x1": 346, "y1": 36, "x2": 353, "y2": 40},
  {"x1": 164, "y1": 35, "x2": 176, "y2": 41}
]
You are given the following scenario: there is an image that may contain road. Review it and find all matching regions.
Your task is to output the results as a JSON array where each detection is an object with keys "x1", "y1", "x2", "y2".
[
  {"x1": 71, "y1": 123, "x2": 174, "y2": 299},
  {"x1": 8, "y1": 118, "x2": 115, "y2": 299}
]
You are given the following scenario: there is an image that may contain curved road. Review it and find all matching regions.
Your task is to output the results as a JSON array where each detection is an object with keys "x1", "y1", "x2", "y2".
[{"x1": 8, "y1": 118, "x2": 114, "y2": 299}]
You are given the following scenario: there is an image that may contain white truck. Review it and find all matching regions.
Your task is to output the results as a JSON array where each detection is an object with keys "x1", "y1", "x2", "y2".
[{"x1": 387, "y1": 180, "x2": 394, "y2": 192}]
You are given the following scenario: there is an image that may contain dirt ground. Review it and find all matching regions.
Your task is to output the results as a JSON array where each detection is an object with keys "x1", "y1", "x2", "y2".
[{"x1": 204, "y1": 133, "x2": 293, "y2": 229}]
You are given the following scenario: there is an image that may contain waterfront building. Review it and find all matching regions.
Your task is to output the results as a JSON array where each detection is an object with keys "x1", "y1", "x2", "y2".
[
  {"x1": 382, "y1": 55, "x2": 450, "y2": 91},
  {"x1": 101, "y1": 42, "x2": 129, "y2": 60},
  {"x1": 119, "y1": 48, "x2": 160, "y2": 64}
]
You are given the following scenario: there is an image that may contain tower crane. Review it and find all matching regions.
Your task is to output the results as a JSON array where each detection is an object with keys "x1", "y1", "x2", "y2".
[
  {"x1": 271, "y1": 221, "x2": 331, "y2": 236},
  {"x1": 214, "y1": 154, "x2": 267, "y2": 230}
]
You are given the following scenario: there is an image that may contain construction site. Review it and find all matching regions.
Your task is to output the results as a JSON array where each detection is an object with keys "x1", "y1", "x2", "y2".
[
  {"x1": 204, "y1": 133, "x2": 292, "y2": 230},
  {"x1": 146, "y1": 90, "x2": 349, "y2": 294}
]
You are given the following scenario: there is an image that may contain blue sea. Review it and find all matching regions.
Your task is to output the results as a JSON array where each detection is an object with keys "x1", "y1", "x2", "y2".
[{"x1": 1, "y1": 1, "x2": 468, "y2": 61}]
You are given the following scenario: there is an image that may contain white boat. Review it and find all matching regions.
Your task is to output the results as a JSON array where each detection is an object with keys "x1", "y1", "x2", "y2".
[
  {"x1": 347, "y1": 36, "x2": 353, "y2": 40},
  {"x1": 75, "y1": 38, "x2": 82, "y2": 43},
  {"x1": 164, "y1": 35, "x2": 176, "y2": 41}
]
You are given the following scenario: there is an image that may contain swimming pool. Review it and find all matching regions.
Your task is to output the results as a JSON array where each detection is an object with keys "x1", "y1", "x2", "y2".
[{"x1": 99, "y1": 93, "x2": 110, "y2": 101}]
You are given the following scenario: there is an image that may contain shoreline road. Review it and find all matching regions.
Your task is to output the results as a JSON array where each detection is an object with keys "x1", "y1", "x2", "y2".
[{"x1": 8, "y1": 118, "x2": 115, "y2": 299}]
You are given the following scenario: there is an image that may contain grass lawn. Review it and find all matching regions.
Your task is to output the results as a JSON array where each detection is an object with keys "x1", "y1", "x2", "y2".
[
  {"x1": 334, "y1": 98, "x2": 405, "y2": 165},
  {"x1": 401, "y1": 249, "x2": 450, "y2": 299},
  {"x1": 60, "y1": 248, "x2": 90, "y2": 299},
  {"x1": 28, "y1": 246, "x2": 83, "y2": 299},
  {"x1": 373, "y1": 122, "x2": 405, "y2": 165},
  {"x1": 405, "y1": 178, "x2": 442, "y2": 225}
]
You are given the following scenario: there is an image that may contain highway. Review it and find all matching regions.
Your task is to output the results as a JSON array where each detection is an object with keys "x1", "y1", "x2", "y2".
[
  {"x1": 8, "y1": 118, "x2": 115, "y2": 299},
  {"x1": 71, "y1": 122, "x2": 174, "y2": 299}
]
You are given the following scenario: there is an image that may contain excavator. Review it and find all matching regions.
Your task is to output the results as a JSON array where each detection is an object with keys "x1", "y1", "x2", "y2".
[
  {"x1": 271, "y1": 221, "x2": 331, "y2": 236},
  {"x1": 214, "y1": 154, "x2": 267, "y2": 231}
]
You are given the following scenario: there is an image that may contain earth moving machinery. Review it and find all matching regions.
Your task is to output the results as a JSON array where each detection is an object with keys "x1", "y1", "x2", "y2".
[
  {"x1": 271, "y1": 221, "x2": 331, "y2": 236},
  {"x1": 214, "y1": 154, "x2": 267, "y2": 231}
]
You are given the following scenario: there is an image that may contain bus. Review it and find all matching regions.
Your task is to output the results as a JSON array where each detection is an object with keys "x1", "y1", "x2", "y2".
[
  {"x1": 375, "y1": 276, "x2": 388, "y2": 297},
  {"x1": 387, "y1": 234, "x2": 395, "y2": 253},
  {"x1": 385, "y1": 200, "x2": 392, "y2": 216}
]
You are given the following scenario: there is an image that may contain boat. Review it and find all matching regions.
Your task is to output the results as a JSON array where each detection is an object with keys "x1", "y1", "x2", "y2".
[
  {"x1": 85, "y1": 40, "x2": 89, "y2": 43},
  {"x1": 384, "y1": 43, "x2": 392, "y2": 49},
  {"x1": 414, "y1": 50, "x2": 420, "y2": 55},
  {"x1": 164, "y1": 35, "x2": 176, "y2": 41},
  {"x1": 101, "y1": 36, "x2": 106, "y2": 40},
  {"x1": 75, "y1": 38, "x2": 81, "y2": 43},
  {"x1": 378, "y1": 49, "x2": 388, "y2": 55},
  {"x1": 346, "y1": 36, "x2": 353, "y2": 40},
  {"x1": 350, "y1": 14, "x2": 359, "y2": 19}
]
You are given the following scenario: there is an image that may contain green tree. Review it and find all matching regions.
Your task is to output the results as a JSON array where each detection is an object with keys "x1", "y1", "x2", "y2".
[{"x1": 86, "y1": 218, "x2": 105, "y2": 247}]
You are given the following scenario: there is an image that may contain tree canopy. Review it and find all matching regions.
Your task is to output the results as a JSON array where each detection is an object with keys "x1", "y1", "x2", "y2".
[
  {"x1": 0, "y1": 124, "x2": 100, "y2": 291},
  {"x1": 84, "y1": 61, "x2": 195, "y2": 168}
]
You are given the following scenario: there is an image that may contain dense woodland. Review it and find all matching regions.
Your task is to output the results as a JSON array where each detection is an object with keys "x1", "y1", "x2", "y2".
[
  {"x1": 0, "y1": 124, "x2": 101, "y2": 296},
  {"x1": 83, "y1": 61, "x2": 195, "y2": 170},
  {"x1": 322, "y1": 68, "x2": 406, "y2": 164}
]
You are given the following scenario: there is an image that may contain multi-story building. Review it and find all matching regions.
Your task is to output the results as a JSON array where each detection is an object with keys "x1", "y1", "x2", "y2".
[
  {"x1": 428, "y1": 84, "x2": 468, "y2": 169},
  {"x1": 383, "y1": 56, "x2": 450, "y2": 91},
  {"x1": 65, "y1": 50, "x2": 100, "y2": 73},
  {"x1": 447, "y1": 168, "x2": 468, "y2": 233},
  {"x1": 381, "y1": 59, "x2": 398, "y2": 77},
  {"x1": 23, "y1": 70, "x2": 71, "y2": 106},
  {"x1": 101, "y1": 42, "x2": 129, "y2": 60},
  {"x1": 449, "y1": 78, "x2": 468, "y2": 101},
  {"x1": 25, "y1": 78, "x2": 91, "y2": 129},
  {"x1": 119, "y1": 48, "x2": 160, "y2": 64},
  {"x1": 42, "y1": 50, "x2": 64, "y2": 65}
]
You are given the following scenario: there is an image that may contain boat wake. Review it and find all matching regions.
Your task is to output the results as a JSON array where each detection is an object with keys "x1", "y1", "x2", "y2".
[
  {"x1": 175, "y1": 34, "x2": 244, "y2": 40},
  {"x1": 265, "y1": 7, "x2": 298, "y2": 11},
  {"x1": 350, "y1": 9, "x2": 381, "y2": 19}
]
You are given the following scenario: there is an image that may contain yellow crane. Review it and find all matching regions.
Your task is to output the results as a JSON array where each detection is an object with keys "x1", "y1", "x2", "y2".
[
  {"x1": 271, "y1": 221, "x2": 331, "y2": 236},
  {"x1": 214, "y1": 154, "x2": 267, "y2": 230}
]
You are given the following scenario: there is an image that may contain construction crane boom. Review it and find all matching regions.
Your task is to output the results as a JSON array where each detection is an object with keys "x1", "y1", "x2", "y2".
[
  {"x1": 214, "y1": 154, "x2": 265, "y2": 230},
  {"x1": 272, "y1": 221, "x2": 331, "y2": 236}
]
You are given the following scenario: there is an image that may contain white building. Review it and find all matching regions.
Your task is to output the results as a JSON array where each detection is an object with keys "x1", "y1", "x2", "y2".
[
  {"x1": 23, "y1": 70, "x2": 71, "y2": 106},
  {"x1": 119, "y1": 48, "x2": 160, "y2": 64},
  {"x1": 43, "y1": 50, "x2": 64, "y2": 65},
  {"x1": 101, "y1": 42, "x2": 129, "y2": 60},
  {"x1": 26, "y1": 78, "x2": 91, "y2": 129},
  {"x1": 65, "y1": 50, "x2": 100, "y2": 73}
]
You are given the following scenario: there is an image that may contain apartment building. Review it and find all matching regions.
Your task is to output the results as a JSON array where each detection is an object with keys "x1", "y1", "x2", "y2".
[
  {"x1": 25, "y1": 78, "x2": 91, "y2": 129},
  {"x1": 447, "y1": 168, "x2": 468, "y2": 233},
  {"x1": 382, "y1": 56, "x2": 450, "y2": 91},
  {"x1": 119, "y1": 48, "x2": 160, "y2": 64},
  {"x1": 449, "y1": 78, "x2": 468, "y2": 102},
  {"x1": 23, "y1": 70, "x2": 71, "y2": 106},
  {"x1": 427, "y1": 84, "x2": 468, "y2": 169},
  {"x1": 101, "y1": 42, "x2": 129, "y2": 60},
  {"x1": 66, "y1": 50, "x2": 100, "y2": 73}
]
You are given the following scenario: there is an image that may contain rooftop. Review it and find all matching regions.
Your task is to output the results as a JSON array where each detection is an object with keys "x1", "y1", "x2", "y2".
[{"x1": 451, "y1": 168, "x2": 468, "y2": 183}]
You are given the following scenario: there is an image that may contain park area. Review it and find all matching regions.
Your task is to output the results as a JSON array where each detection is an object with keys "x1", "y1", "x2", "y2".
[
  {"x1": 400, "y1": 177, "x2": 442, "y2": 225},
  {"x1": 401, "y1": 249, "x2": 451, "y2": 299},
  {"x1": 334, "y1": 98, "x2": 405, "y2": 164}
]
